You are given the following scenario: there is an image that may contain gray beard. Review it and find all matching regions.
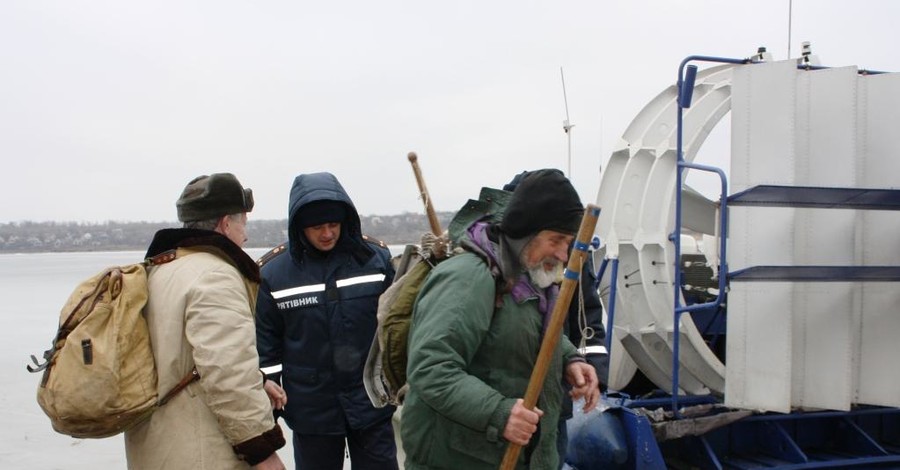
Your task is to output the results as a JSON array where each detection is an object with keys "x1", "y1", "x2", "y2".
[{"x1": 528, "y1": 263, "x2": 562, "y2": 289}]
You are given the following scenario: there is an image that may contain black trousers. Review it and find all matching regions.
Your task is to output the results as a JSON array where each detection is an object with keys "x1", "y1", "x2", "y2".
[{"x1": 292, "y1": 417, "x2": 399, "y2": 470}]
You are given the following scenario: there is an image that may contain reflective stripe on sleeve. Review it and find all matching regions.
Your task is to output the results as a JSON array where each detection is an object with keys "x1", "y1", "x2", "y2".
[
  {"x1": 581, "y1": 345, "x2": 609, "y2": 356},
  {"x1": 335, "y1": 274, "x2": 386, "y2": 288},
  {"x1": 261, "y1": 364, "x2": 283, "y2": 375}
]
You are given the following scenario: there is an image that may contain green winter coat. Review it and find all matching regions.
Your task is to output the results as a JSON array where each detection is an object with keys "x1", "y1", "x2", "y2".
[{"x1": 401, "y1": 251, "x2": 579, "y2": 470}]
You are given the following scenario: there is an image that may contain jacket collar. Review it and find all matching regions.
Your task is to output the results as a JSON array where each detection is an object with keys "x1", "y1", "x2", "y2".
[{"x1": 145, "y1": 228, "x2": 260, "y2": 283}]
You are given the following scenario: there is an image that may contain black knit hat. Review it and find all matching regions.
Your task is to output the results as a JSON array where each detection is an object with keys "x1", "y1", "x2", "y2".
[
  {"x1": 296, "y1": 200, "x2": 347, "y2": 228},
  {"x1": 176, "y1": 173, "x2": 254, "y2": 222},
  {"x1": 499, "y1": 169, "x2": 583, "y2": 238}
]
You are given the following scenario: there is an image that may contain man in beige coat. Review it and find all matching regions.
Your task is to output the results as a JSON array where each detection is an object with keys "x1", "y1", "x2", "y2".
[{"x1": 125, "y1": 173, "x2": 286, "y2": 470}]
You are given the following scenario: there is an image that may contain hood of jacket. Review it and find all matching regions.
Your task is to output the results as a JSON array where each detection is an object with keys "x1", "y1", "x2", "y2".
[{"x1": 287, "y1": 172, "x2": 371, "y2": 262}]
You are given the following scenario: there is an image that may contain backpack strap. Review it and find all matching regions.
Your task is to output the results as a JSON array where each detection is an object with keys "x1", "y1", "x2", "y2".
[
  {"x1": 27, "y1": 349, "x2": 54, "y2": 373},
  {"x1": 158, "y1": 368, "x2": 200, "y2": 406},
  {"x1": 144, "y1": 249, "x2": 199, "y2": 407},
  {"x1": 146, "y1": 249, "x2": 178, "y2": 266}
]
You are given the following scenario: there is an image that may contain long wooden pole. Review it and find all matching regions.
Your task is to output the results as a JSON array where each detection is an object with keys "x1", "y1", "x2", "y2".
[
  {"x1": 498, "y1": 204, "x2": 601, "y2": 470},
  {"x1": 407, "y1": 152, "x2": 442, "y2": 236}
]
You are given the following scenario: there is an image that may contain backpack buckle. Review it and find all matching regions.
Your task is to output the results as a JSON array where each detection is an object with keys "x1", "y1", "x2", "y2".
[{"x1": 26, "y1": 348, "x2": 54, "y2": 373}]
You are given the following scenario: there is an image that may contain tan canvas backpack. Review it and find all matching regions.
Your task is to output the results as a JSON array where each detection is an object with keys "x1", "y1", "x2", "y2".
[{"x1": 27, "y1": 250, "x2": 197, "y2": 438}]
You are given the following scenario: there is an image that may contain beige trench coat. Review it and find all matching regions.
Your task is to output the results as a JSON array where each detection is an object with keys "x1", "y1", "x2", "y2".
[{"x1": 125, "y1": 247, "x2": 276, "y2": 469}]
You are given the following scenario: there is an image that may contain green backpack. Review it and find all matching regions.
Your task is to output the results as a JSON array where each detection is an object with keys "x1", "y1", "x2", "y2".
[
  {"x1": 28, "y1": 250, "x2": 197, "y2": 438},
  {"x1": 364, "y1": 187, "x2": 512, "y2": 407}
]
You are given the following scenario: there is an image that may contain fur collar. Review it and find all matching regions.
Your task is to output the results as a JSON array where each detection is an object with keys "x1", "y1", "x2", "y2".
[{"x1": 145, "y1": 228, "x2": 260, "y2": 283}]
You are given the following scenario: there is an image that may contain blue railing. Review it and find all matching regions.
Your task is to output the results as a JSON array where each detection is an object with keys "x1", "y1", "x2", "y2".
[{"x1": 671, "y1": 55, "x2": 747, "y2": 414}]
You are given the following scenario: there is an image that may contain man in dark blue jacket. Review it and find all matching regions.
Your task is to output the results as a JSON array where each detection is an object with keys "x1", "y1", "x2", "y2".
[{"x1": 256, "y1": 172, "x2": 398, "y2": 470}]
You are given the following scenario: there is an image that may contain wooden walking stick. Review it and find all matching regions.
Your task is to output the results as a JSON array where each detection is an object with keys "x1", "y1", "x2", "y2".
[
  {"x1": 408, "y1": 152, "x2": 442, "y2": 236},
  {"x1": 498, "y1": 203, "x2": 601, "y2": 470}
]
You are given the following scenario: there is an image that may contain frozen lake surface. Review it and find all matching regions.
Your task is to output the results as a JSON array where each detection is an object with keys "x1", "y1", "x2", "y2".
[{"x1": 1, "y1": 248, "x2": 374, "y2": 469}]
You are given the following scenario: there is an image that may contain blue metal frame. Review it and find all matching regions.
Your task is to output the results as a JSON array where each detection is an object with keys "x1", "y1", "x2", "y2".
[
  {"x1": 658, "y1": 405, "x2": 900, "y2": 468},
  {"x1": 728, "y1": 184, "x2": 900, "y2": 210},
  {"x1": 672, "y1": 54, "x2": 747, "y2": 414},
  {"x1": 581, "y1": 397, "x2": 900, "y2": 469}
]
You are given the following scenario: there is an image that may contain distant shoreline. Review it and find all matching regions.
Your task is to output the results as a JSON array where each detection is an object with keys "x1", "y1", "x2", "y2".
[{"x1": 0, "y1": 212, "x2": 455, "y2": 254}]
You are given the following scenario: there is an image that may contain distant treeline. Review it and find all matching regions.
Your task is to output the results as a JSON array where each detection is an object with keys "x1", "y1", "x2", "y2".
[{"x1": 0, "y1": 212, "x2": 456, "y2": 253}]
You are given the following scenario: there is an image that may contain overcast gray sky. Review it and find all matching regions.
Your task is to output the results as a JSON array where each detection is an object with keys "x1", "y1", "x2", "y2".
[{"x1": 2, "y1": 1, "x2": 898, "y2": 223}]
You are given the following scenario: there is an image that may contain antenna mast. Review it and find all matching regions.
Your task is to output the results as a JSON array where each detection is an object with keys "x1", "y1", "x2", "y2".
[
  {"x1": 787, "y1": 0, "x2": 793, "y2": 58},
  {"x1": 560, "y1": 67, "x2": 574, "y2": 177}
]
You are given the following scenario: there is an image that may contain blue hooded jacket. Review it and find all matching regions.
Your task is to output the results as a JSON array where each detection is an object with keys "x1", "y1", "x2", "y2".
[{"x1": 256, "y1": 172, "x2": 395, "y2": 434}]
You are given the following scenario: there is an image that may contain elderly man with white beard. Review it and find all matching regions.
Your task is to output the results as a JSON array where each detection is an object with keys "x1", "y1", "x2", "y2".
[{"x1": 401, "y1": 169, "x2": 600, "y2": 470}]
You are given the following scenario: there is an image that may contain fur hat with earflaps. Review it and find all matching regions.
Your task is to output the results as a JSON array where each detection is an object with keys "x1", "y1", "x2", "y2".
[{"x1": 176, "y1": 173, "x2": 254, "y2": 222}]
